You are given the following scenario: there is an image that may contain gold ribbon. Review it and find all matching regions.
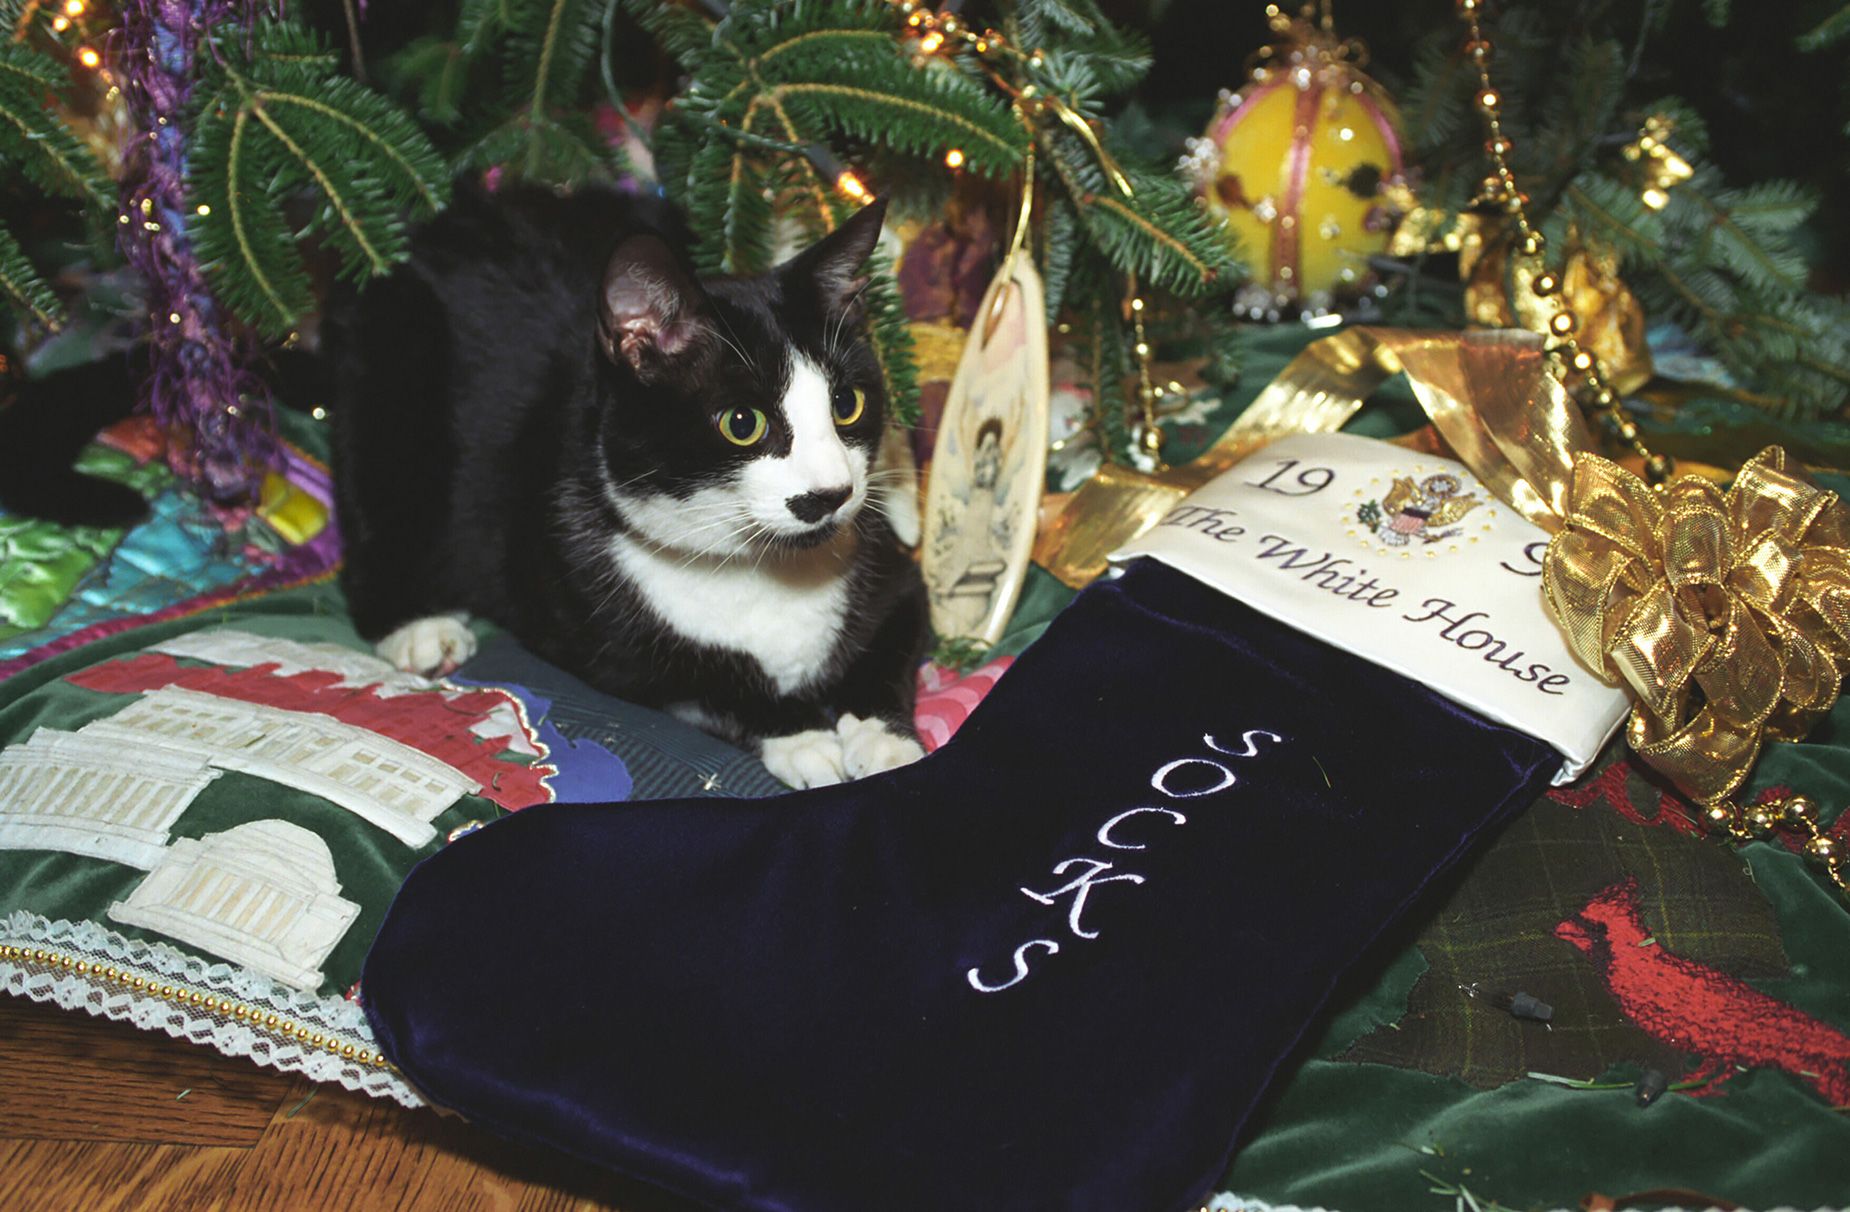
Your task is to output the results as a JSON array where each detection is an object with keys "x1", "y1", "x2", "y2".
[
  {"x1": 1033, "y1": 326, "x2": 1597, "y2": 585},
  {"x1": 1034, "y1": 324, "x2": 1850, "y2": 806},
  {"x1": 1543, "y1": 447, "x2": 1850, "y2": 804}
]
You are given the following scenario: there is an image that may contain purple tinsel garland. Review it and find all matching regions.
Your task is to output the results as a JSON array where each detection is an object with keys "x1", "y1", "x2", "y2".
[{"x1": 115, "y1": 0, "x2": 278, "y2": 504}]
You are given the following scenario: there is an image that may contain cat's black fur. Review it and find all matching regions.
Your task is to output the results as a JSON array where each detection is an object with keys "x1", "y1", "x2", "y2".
[{"x1": 327, "y1": 184, "x2": 927, "y2": 749}]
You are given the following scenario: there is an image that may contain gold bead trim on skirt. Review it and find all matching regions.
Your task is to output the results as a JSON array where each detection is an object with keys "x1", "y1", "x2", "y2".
[{"x1": 0, "y1": 942, "x2": 393, "y2": 1069}]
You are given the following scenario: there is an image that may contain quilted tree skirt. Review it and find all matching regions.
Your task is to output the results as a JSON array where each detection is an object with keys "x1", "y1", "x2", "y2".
[{"x1": 2, "y1": 403, "x2": 1848, "y2": 1212}]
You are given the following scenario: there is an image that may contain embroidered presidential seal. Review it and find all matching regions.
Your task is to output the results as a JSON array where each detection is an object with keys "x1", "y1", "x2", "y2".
[{"x1": 1355, "y1": 473, "x2": 1483, "y2": 549}]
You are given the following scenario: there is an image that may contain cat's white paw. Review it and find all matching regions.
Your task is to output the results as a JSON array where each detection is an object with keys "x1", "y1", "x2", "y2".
[
  {"x1": 762, "y1": 729, "x2": 848, "y2": 789},
  {"x1": 375, "y1": 614, "x2": 476, "y2": 677},
  {"x1": 837, "y1": 713, "x2": 925, "y2": 780}
]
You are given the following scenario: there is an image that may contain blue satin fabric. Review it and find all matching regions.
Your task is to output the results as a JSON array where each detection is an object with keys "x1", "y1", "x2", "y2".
[{"x1": 363, "y1": 560, "x2": 1557, "y2": 1212}]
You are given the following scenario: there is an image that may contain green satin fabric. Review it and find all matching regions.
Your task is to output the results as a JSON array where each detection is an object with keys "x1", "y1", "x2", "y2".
[{"x1": 0, "y1": 447, "x2": 170, "y2": 643}]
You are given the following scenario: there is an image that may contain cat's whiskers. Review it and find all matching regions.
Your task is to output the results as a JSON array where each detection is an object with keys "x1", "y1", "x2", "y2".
[
  {"x1": 694, "y1": 318, "x2": 754, "y2": 372},
  {"x1": 824, "y1": 278, "x2": 873, "y2": 363},
  {"x1": 671, "y1": 513, "x2": 759, "y2": 572},
  {"x1": 747, "y1": 522, "x2": 777, "y2": 574}
]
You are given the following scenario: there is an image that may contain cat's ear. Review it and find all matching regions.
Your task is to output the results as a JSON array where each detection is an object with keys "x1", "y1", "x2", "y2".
[
  {"x1": 599, "y1": 235, "x2": 711, "y2": 380},
  {"x1": 783, "y1": 197, "x2": 887, "y2": 319}
]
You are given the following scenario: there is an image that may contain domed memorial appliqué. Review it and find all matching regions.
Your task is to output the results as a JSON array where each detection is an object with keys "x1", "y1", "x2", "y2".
[{"x1": 108, "y1": 819, "x2": 360, "y2": 990}]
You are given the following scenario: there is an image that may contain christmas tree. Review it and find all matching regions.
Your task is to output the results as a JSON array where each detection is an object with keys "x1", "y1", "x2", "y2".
[
  {"x1": 2, "y1": 0, "x2": 1847, "y2": 499},
  {"x1": 0, "y1": 4, "x2": 114, "y2": 330},
  {"x1": 1390, "y1": 0, "x2": 1849, "y2": 419}
]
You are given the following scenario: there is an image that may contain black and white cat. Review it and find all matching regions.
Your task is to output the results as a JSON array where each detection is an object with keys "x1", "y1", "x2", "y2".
[{"x1": 328, "y1": 185, "x2": 929, "y2": 788}]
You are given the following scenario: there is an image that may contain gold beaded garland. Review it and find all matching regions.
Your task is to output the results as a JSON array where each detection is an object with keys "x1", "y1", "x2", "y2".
[
  {"x1": 1454, "y1": 0, "x2": 1665, "y2": 483},
  {"x1": 1457, "y1": 2, "x2": 1847, "y2": 903},
  {"x1": 0, "y1": 943, "x2": 397, "y2": 1067}
]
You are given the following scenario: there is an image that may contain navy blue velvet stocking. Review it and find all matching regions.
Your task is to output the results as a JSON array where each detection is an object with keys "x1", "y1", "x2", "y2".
[{"x1": 363, "y1": 560, "x2": 1558, "y2": 1212}]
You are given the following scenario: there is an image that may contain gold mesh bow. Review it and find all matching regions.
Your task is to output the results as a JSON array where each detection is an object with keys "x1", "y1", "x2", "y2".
[{"x1": 1543, "y1": 447, "x2": 1850, "y2": 805}]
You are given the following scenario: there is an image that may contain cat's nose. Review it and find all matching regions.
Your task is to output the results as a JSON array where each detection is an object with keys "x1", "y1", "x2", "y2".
[{"x1": 786, "y1": 486, "x2": 852, "y2": 524}]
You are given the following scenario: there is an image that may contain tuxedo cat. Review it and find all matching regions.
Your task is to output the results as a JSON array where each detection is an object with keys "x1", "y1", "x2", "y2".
[{"x1": 328, "y1": 185, "x2": 928, "y2": 789}]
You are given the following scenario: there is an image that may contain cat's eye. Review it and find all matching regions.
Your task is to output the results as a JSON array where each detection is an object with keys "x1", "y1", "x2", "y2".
[
  {"x1": 832, "y1": 385, "x2": 866, "y2": 427},
  {"x1": 719, "y1": 407, "x2": 768, "y2": 446}
]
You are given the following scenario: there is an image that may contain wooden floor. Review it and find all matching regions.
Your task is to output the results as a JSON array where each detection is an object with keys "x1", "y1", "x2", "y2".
[{"x1": 0, "y1": 997, "x2": 702, "y2": 1212}]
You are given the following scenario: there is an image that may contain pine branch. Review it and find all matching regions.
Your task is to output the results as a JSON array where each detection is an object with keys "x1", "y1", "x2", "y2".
[
  {"x1": 189, "y1": 20, "x2": 450, "y2": 338},
  {"x1": 436, "y1": 0, "x2": 625, "y2": 185},
  {"x1": 1800, "y1": 4, "x2": 1850, "y2": 49},
  {"x1": 192, "y1": 106, "x2": 316, "y2": 332},
  {"x1": 0, "y1": 220, "x2": 62, "y2": 330},
  {"x1": 636, "y1": 0, "x2": 1031, "y2": 421},
  {"x1": 1680, "y1": 176, "x2": 1813, "y2": 293},
  {"x1": 1015, "y1": 0, "x2": 1107, "y2": 44},
  {"x1": 1559, "y1": 174, "x2": 1666, "y2": 268},
  {"x1": 864, "y1": 239, "x2": 920, "y2": 425},
  {"x1": 384, "y1": 36, "x2": 473, "y2": 126},
  {"x1": 632, "y1": 0, "x2": 1245, "y2": 430},
  {"x1": 1039, "y1": 127, "x2": 1232, "y2": 297},
  {"x1": 459, "y1": 0, "x2": 519, "y2": 57},
  {"x1": 523, "y1": 0, "x2": 604, "y2": 120},
  {"x1": 0, "y1": 46, "x2": 114, "y2": 215},
  {"x1": 1077, "y1": 264, "x2": 1132, "y2": 462},
  {"x1": 623, "y1": 0, "x2": 718, "y2": 65},
  {"x1": 1398, "y1": 35, "x2": 1473, "y2": 156},
  {"x1": 720, "y1": 112, "x2": 774, "y2": 273},
  {"x1": 1039, "y1": 192, "x2": 1078, "y2": 323}
]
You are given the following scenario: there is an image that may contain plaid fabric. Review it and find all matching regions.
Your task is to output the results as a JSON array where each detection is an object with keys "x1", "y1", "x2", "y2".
[{"x1": 1340, "y1": 751, "x2": 1789, "y2": 1088}]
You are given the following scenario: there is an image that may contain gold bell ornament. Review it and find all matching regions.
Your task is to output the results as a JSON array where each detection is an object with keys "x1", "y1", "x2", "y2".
[{"x1": 1180, "y1": 2, "x2": 1409, "y2": 317}]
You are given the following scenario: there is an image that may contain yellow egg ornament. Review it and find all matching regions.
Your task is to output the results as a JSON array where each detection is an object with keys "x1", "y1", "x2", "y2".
[{"x1": 1182, "y1": 7, "x2": 1408, "y2": 317}]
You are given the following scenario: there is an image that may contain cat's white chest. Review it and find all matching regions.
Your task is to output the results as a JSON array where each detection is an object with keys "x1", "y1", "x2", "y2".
[{"x1": 609, "y1": 534, "x2": 851, "y2": 695}]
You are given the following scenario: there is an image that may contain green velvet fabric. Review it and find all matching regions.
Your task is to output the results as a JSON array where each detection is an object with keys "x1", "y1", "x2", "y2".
[
  {"x1": 0, "y1": 586, "x2": 491, "y2": 995},
  {"x1": 1219, "y1": 667, "x2": 1850, "y2": 1211}
]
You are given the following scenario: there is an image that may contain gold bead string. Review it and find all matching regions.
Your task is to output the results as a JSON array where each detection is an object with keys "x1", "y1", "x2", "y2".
[
  {"x1": 0, "y1": 943, "x2": 394, "y2": 1069},
  {"x1": 1455, "y1": 1, "x2": 1850, "y2": 901},
  {"x1": 1707, "y1": 793, "x2": 1850, "y2": 901},
  {"x1": 1453, "y1": 0, "x2": 1671, "y2": 486},
  {"x1": 1125, "y1": 285, "x2": 1168, "y2": 465}
]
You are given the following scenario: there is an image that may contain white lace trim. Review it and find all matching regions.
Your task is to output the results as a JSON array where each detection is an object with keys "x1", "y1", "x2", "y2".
[{"x1": 0, "y1": 910, "x2": 421, "y2": 1108}]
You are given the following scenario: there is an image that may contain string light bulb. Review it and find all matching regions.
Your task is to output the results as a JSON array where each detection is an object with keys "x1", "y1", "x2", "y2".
[
  {"x1": 943, "y1": 148, "x2": 965, "y2": 169},
  {"x1": 804, "y1": 143, "x2": 872, "y2": 204},
  {"x1": 52, "y1": 14, "x2": 69, "y2": 29},
  {"x1": 917, "y1": 30, "x2": 944, "y2": 54},
  {"x1": 76, "y1": 46, "x2": 101, "y2": 68},
  {"x1": 65, "y1": 0, "x2": 87, "y2": 14}
]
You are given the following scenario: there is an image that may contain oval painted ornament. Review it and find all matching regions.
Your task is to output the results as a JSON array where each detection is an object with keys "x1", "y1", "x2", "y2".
[
  {"x1": 921, "y1": 258, "x2": 1051, "y2": 647},
  {"x1": 1182, "y1": 18, "x2": 1407, "y2": 315}
]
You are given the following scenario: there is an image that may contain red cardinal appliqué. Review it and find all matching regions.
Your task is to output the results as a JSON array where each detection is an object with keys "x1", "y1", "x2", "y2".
[{"x1": 1555, "y1": 877, "x2": 1850, "y2": 1105}]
